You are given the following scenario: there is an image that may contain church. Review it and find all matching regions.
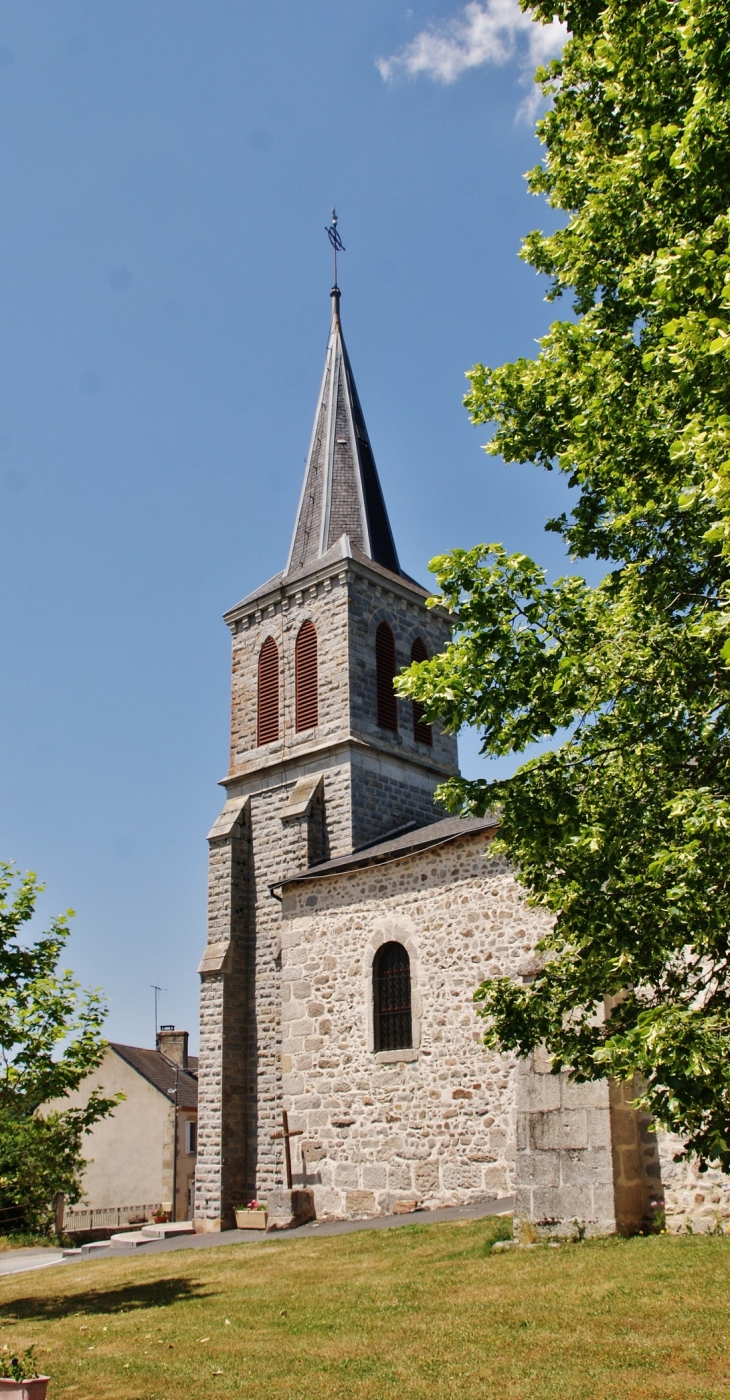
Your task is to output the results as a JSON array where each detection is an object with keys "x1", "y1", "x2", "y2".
[{"x1": 193, "y1": 282, "x2": 725, "y2": 1238}]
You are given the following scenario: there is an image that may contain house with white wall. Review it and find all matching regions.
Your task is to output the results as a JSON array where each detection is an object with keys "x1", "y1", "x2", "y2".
[{"x1": 58, "y1": 1027, "x2": 198, "y2": 1232}]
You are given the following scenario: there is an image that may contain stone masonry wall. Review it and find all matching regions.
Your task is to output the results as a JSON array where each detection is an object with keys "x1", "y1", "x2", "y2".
[
  {"x1": 228, "y1": 569, "x2": 352, "y2": 786},
  {"x1": 609, "y1": 1078, "x2": 663, "y2": 1234},
  {"x1": 514, "y1": 1058, "x2": 665, "y2": 1238},
  {"x1": 346, "y1": 566, "x2": 458, "y2": 783},
  {"x1": 279, "y1": 832, "x2": 553, "y2": 1218},
  {"x1": 195, "y1": 800, "x2": 250, "y2": 1228},
  {"x1": 514, "y1": 1051, "x2": 616, "y2": 1236},
  {"x1": 656, "y1": 1131, "x2": 730, "y2": 1233},
  {"x1": 349, "y1": 754, "x2": 447, "y2": 852},
  {"x1": 223, "y1": 553, "x2": 458, "y2": 851}
]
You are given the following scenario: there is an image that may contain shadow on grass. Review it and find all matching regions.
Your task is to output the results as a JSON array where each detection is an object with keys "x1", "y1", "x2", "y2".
[{"x1": 0, "y1": 1276, "x2": 213, "y2": 1321}]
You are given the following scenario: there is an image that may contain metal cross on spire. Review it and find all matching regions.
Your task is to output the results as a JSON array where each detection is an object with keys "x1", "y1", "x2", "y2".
[{"x1": 326, "y1": 207, "x2": 345, "y2": 289}]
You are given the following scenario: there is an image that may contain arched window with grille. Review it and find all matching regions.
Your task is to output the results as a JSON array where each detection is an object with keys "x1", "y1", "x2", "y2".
[
  {"x1": 295, "y1": 619, "x2": 318, "y2": 732},
  {"x1": 410, "y1": 637, "x2": 433, "y2": 746},
  {"x1": 257, "y1": 636, "x2": 279, "y2": 745},
  {"x1": 373, "y1": 942, "x2": 412, "y2": 1051},
  {"x1": 376, "y1": 621, "x2": 398, "y2": 731}
]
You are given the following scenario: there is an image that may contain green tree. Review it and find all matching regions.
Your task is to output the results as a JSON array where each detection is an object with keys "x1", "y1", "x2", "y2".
[
  {"x1": 396, "y1": 0, "x2": 730, "y2": 1168},
  {"x1": 0, "y1": 863, "x2": 118, "y2": 1232}
]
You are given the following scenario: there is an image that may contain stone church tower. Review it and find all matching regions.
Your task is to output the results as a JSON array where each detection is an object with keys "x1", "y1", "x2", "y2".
[{"x1": 195, "y1": 287, "x2": 459, "y2": 1228}]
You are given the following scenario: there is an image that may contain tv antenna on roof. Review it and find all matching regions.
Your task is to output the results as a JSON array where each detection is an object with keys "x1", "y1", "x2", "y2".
[
  {"x1": 151, "y1": 984, "x2": 166, "y2": 1037},
  {"x1": 326, "y1": 208, "x2": 345, "y2": 290}
]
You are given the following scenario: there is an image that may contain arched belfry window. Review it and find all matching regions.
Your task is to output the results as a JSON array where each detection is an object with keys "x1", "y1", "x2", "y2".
[
  {"x1": 257, "y1": 636, "x2": 279, "y2": 746},
  {"x1": 373, "y1": 942, "x2": 412, "y2": 1051},
  {"x1": 295, "y1": 620, "x2": 318, "y2": 732},
  {"x1": 410, "y1": 638, "x2": 433, "y2": 747},
  {"x1": 376, "y1": 621, "x2": 398, "y2": 732}
]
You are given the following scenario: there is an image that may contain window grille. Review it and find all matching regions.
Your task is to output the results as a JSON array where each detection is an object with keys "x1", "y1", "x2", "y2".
[
  {"x1": 295, "y1": 620, "x2": 318, "y2": 731},
  {"x1": 257, "y1": 636, "x2": 279, "y2": 745},
  {"x1": 376, "y1": 621, "x2": 398, "y2": 731},
  {"x1": 410, "y1": 637, "x2": 433, "y2": 746},
  {"x1": 373, "y1": 942, "x2": 412, "y2": 1051}
]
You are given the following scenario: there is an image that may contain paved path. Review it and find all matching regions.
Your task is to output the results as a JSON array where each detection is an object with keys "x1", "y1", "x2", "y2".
[
  {"x1": 0, "y1": 1197, "x2": 514, "y2": 1277},
  {"x1": 0, "y1": 1248, "x2": 66, "y2": 1277}
]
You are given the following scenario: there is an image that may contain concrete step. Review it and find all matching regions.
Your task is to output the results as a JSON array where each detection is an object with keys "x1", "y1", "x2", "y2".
[
  {"x1": 141, "y1": 1221, "x2": 196, "y2": 1239},
  {"x1": 108, "y1": 1231, "x2": 156, "y2": 1247},
  {"x1": 77, "y1": 1239, "x2": 121, "y2": 1252}
]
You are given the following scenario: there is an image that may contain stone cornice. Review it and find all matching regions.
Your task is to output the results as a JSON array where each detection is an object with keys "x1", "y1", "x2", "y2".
[
  {"x1": 223, "y1": 547, "x2": 451, "y2": 631},
  {"x1": 219, "y1": 732, "x2": 456, "y2": 791}
]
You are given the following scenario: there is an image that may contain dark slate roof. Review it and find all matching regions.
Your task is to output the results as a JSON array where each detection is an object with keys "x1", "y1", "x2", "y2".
[
  {"x1": 278, "y1": 814, "x2": 498, "y2": 888},
  {"x1": 284, "y1": 288, "x2": 403, "y2": 580},
  {"x1": 110, "y1": 1044, "x2": 198, "y2": 1110}
]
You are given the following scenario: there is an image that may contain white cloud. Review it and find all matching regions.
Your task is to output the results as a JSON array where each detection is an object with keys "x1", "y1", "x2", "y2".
[{"x1": 377, "y1": 0, "x2": 567, "y2": 115}]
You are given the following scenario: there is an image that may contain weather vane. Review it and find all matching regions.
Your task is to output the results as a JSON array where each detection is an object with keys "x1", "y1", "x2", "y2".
[{"x1": 326, "y1": 207, "x2": 345, "y2": 288}]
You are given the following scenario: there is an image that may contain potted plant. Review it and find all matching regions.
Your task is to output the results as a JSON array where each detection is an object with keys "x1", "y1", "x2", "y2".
[
  {"x1": 0, "y1": 1347, "x2": 49, "y2": 1399},
  {"x1": 235, "y1": 1200, "x2": 268, "y2": 1230}
]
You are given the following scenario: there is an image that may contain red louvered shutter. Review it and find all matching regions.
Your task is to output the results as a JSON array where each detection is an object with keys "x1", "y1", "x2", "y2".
[
  {"x1": 295, "y1": 620, "x2": 318, "y2": 731},
  {"x1": 410, "y1": 637, "x2": 432, "y2": 746},
  {"x1": 257, "y1": 636, "x2": 279, "y2": 745},
  {"x1": 376, "y1": 621, "x2": 398, "y2": 732}
]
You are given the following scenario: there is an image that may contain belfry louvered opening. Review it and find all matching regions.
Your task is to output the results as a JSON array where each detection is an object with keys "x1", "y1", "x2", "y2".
[
  {"x1": 410, "y1": 637, "x2": 433, "y2": 746},
  {"x1": 257, "y1": 636, "x2": 280, "y2": 746},
  {"x1": 376, "y1": 621, "x2": 398, "y2": 731},
  {"x1": 374, "y1": 942, "x2": 412, "y2": 1051},
  {"x1": 295, "y1": 620, "x2": 318, "y2": 732}
]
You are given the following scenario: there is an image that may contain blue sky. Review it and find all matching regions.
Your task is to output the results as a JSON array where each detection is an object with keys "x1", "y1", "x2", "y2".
[{"x1": 0, "y1": 0, "x2": 577, "y2": 1050}]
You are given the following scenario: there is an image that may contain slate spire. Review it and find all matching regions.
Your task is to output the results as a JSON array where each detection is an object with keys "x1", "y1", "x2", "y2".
[{"x1": 284, "y1": 288, "x2": 402, "y2": 578}]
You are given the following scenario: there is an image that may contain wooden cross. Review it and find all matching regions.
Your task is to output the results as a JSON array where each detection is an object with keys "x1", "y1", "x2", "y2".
[{"x1": 271, "y1": 1110, "x2": 303, "y2": 1190}]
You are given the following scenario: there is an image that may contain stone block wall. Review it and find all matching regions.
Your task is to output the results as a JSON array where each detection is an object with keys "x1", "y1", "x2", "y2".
[
  {"x1": 228, "y1": 568, "x2": 351, "y2": 775},
  {"x1": 346, "y1": 565, "x2": 458, "y2": 778},
  {"x1": 609, "y1": 1078, "x2": 663, "y2": 1234},
  {"x1": 197, "y1": 760, "x2": 359, "y2": 1226},
  {"x1": 222, "y1": 553, "x2": 458, "y2": 844},
  {"x1": 349, "y1": 751, "x2": 448, "y2": 851},
  {"x1": 515, "y1": 1058, "x2": 668, "y2": 1239},
  {"x1": 195, "y1": 798, "x2": 251, "y2": 1229},
  {"x1": 514, "y1": 1050, "x2": 617, "y2": 1236},
  {"x1": 279, "y1": 832, "x2": 553, "y2": 1218}
]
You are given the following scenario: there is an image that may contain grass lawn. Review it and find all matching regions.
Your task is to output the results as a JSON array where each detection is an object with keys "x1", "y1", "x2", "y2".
[{"x1": 0, "y1": 1216, "x2": 729, "y2": 1399}]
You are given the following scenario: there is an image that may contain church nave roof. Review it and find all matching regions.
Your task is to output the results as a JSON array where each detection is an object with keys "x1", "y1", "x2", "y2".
[{"x1": 275, "y1": 813, "x2": 498, "y2": 891}]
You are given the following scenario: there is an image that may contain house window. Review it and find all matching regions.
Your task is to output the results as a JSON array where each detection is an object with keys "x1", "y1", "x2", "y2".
[
  {"x1": 295, "y1": 620, "x2": 318, "y2": 731},
  {"x1": 257, "y1": 636, "x2": 279, "y2": 745},
  {"x1": 373, "y1": 942, "x2": 412, "y2": 1051},
  {"x1": 410, "y1": 638, "x2": 433, "y2": 746},
  {"x1": 184, "y1": 1120, "x2": 197, "y2": 1155},
  {"x1": 376, "y1": 621, "x2": 398, "y2": 731}
]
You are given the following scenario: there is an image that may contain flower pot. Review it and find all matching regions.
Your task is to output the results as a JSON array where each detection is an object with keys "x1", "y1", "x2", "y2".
[
  {"x1": 235, "y1": 1209, "x2": 268, "y2": 1230},
  {"x1": 0, "y1": 1378, "x2": 50, "y2": 1399}
]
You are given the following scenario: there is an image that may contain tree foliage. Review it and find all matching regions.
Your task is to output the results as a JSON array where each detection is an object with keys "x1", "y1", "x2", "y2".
[
  {"x1": 0, "y1": 863, "x2": 118, "y2": 1231},
  {"x1": 395, "y1": 0, "x2": 730, "y2": 1167}
]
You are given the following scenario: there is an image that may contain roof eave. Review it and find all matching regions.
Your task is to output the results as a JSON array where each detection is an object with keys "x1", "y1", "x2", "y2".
[{"x1": 274, "y1": 815, "x2": 499, "y2": 891}]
